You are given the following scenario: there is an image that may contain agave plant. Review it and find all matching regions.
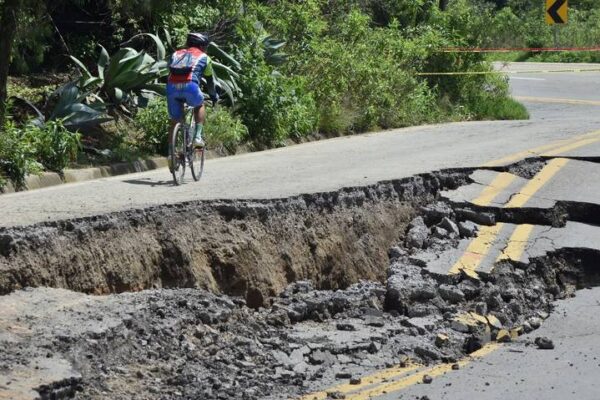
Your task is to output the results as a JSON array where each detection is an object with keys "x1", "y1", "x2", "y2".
[
  {"x1": 72, "y1": 32, "x2": 242, "y2": 108},
  {"x1": 71, "y1": 33, "x2": 169, "y2": 111},
  {"x1": 207, "y1": 41, "x2": 242, "y2": 105},
  {"x1": 11, "y1": 81, "x2": 112, "y2": 132},
  {"x1": 261, "y1": 35, "x2": 288, "y2": 66}
]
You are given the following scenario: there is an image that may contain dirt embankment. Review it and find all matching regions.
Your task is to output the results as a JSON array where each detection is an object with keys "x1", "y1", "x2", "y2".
[{"x1": 0, "y1": 172, "x2": 469, "y2": 307}]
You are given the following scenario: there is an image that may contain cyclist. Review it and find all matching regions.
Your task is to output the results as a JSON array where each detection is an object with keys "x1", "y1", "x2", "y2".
[{"x1": 166, "y1": 32, "x2": 218, "y2": 170}]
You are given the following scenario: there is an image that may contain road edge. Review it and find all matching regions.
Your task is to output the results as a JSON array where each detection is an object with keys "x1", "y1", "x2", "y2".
[{"x1": 1, "y1": 156, "x2": 168, "y2": 194}]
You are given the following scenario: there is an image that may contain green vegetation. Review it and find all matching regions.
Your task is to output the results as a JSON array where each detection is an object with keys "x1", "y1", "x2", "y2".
[
  {"x1": 205, "y1": 107, "x2": 249, "y2": 154},
  {"x1": 472, "y1": 1, "x2": 600, "y2": 63},
  {"x1": 5, "y1": 0, "x2": 596, "y2": 190},
  {"x1": 133, "y1": 97, "x2": 171, "y2": 156},
  {"x1": 0, "y1": 117, "x2": 79, "y2": 190}
]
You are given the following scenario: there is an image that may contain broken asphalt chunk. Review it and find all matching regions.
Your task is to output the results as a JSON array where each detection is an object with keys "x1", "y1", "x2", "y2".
[
  {"x1": 458, "y1": 220, "x2": 479, "y2": 238},
  {"x1": 406, "y1": 217, "x2": 429, "y2": 249},
  {"x1": 535, "y1": 337, "x2": 555, "y2": 350},
  {"x1": 456, "y1": 208, "x2": 496, "y2": 225}
]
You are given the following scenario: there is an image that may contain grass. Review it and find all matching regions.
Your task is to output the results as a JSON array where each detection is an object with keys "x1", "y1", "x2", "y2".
[{"x1": 472, "y1": 96, "x2": 530, "y2": 121}]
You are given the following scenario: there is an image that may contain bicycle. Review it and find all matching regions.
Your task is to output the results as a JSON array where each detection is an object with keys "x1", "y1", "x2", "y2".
[{"x1": 168, "y1": 101, "x2": 207, "y2": 185}]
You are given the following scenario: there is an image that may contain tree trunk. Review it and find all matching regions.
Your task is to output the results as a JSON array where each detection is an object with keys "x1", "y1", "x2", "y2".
[
  {"x1": 439, "y1": 0, "x2": 449, "y2": 11},
  {"x1": 0, "y1": 0, "x2": 21, "y2": 128}
]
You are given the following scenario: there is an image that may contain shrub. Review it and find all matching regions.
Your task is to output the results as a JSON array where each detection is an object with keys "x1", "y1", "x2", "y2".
[
  {"x1": 237, "y1": 62, "x2": 317, "y2": 149},
  {"x1": 205, "y1": 107, "x2": 248, "y2": 154},
  {"x1": 300, "y1": 12, "x2": 441, "y2": 133},
  {"x1": 25, "y1": 119, "x2": 81, "y2": 173},
  {"x1": 134, "y1": 97, "x2": 171, "y2": 155},
  {"x1": 459, "y1": 74, "x2": 529, "y2": 121},
  {"x1": 0, "y1": 122, "x2": 42, "y2": 190}
]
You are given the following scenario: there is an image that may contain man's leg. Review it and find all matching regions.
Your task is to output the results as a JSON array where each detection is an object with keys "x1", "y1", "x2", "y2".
[
  {"x1": 166, "y1": 85, "x2": 185, "y2": 171},
  {"x1": 193, "y1": 104, "x2": 206, "y2": 148}
]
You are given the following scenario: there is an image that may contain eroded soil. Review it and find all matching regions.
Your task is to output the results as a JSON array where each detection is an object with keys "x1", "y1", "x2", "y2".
[{"x1": 1, "y1": 159, "x2": 599, "y2": 400}]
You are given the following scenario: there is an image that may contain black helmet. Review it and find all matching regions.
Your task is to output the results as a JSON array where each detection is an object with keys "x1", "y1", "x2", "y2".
[{"x1": 186, "y1": 32, "x2": 210, "y2": 48}]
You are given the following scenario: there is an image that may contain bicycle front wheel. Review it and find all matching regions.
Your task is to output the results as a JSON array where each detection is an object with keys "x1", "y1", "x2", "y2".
[
  {"x1": 190, "y1": 146, "x2": 205, "y2": 182},
  {"x1": 170, "y1": 123, "x2": 186, "y2": 185}
]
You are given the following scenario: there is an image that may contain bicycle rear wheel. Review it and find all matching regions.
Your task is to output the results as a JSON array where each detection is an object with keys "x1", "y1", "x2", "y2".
[
  {"x1": 170, "y1": 123, "x2": 186, "y2": 185},
  {"x1": 190, "y1": 146, "x2": 205, "y2": 181}
]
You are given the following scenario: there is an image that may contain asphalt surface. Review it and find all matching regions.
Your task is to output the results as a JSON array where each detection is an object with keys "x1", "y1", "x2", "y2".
[
  {"x1": 1, "y1": 63, "x2": 600, "y2": 228},
  {"x1": 372, "y1": 287, "x2": 600, "y2": 400},
  {"x1": 419, "y1": 156, "x2": 600, "y2": 276}
]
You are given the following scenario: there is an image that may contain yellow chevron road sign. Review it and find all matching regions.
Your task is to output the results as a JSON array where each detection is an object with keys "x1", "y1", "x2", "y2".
[{"x1": 546, "y1": 0, "x2": 568, "y2": 25}]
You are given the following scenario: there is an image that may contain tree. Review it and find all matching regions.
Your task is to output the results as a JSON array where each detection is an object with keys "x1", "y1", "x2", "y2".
[{"x1": 0, "y1": 0, "x2": 21, "y2": 128}]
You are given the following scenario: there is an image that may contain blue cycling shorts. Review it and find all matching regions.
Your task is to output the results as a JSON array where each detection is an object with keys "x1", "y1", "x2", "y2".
[{"x1": 166, "y1": 82, "x2": 204, "y2": 120}]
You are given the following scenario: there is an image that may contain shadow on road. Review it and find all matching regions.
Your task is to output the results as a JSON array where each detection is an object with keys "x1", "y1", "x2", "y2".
[{"x1": 122, "y1": 179, "x2": 174, "y2": 187}]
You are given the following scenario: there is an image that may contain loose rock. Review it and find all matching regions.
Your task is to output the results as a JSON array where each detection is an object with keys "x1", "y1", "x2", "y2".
[
  {"x1": 440, "y1": 217, "x2": 460, "y2": 236},
  {"x1": 458, "y1": 220, "x2": 479, "y2": 238},
  {"x1": 535, "y1": 337, "x2": 555, "y2": 350},
  {"x1": 405, "y1": 217, "x2": 429, "y2": 249},
  {"x1": 439, "y1": 284, "x2": 465, "y2": 304},
  {"x1": 496, "y1": 329, "x2": 511, "y2": 343},
  {"x1": 435, "y1": 333, "x2": 450, "y2": 348}
]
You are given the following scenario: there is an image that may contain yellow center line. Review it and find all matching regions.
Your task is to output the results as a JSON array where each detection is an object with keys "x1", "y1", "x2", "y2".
[
  {"x1": 296, "y1": 364, "x2": 420, "y2": 400},
  {"x1": 451, "y1": 158, "x2": 571, "y2": 277},
  {"x1": 483, "y1": 129, "x2": 600, "y2": 167},
  {"x1": 505, "y1": 158, "x2": 570, "y2": 208},
  {"x1": 344, "y1": 344, "x2": 500, "y2": 400},
  {"x1": 448, "y1": 223, "x2": 505, "y2": 278},
  {"x1": 472, "y1": 172, "x2": 518, "y2": 206},
  {"x1": 541, "y1": 136, "x2": 600, "y2": 157},
  {"x1": 497, "y1": 224, "x2": 536, "y2": 263},
  {"x1": 298, "y1": 130, "x2": 597, "y2": 400},
  {"x1": 514, "y1": 96, "x2": 600, "y2": 107}
]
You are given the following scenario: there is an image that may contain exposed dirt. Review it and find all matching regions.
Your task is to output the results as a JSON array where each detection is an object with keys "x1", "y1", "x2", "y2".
[
  {"x1": 1, "y1": 238, "x2": 597, "y2": 400},
  {"x1": 503, "y1": 157, "x2": 547, "y2": 180},
  {"x1": 0, "y1": 171, "x2": 469, "y2": 307},
  {"x1": 1, "y1": 160, "x2": 599, "y2": 400}
]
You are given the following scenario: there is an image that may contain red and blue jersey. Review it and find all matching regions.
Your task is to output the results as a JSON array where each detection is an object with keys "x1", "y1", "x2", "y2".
[{"x1": 167, "y1": 47, "x2": 214, "y2": 85}]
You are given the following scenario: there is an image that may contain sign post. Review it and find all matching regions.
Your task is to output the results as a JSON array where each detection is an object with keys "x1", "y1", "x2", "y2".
[{"x1": 546, "y1": 0, "x2": 568, "y2": 48}]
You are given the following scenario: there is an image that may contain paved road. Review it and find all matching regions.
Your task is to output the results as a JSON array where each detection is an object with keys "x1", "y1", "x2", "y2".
[
  {"x1": 415, "y1": 156, "x2": 600, "y2": 277},
  {"x1": 1, "y1": 62, "x2": 600, "y2": 228},
  {"x1": 372, "y1": 287, "x2": 600, "y2": 400}
]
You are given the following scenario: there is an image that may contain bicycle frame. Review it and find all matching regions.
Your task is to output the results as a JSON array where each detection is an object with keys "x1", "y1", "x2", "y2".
[{"x1": 169, "y1": 103, "x2": 206, "y2": 185}]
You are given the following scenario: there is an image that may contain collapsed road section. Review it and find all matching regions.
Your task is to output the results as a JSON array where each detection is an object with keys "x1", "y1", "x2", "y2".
[
  {"x1": 0, "y1": 156, "x2": 599, "y2": 400},
  {"x1": 0, "y1": 171, "x2": 469, "y2": 306}
]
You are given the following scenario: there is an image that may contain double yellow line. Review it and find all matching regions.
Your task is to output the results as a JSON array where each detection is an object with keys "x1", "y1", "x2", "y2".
[
  {"x1": 450, "y1": 155, "x2": 573, "y2": 277},
  {"x1": 298, "y1": 344, "x2": 499, "y2": 400},
  {"x1": 483, "y1": 129, "x2": 600, "y2": 167},
  {"x1": 447, "y1": 130, "x2": 600, "y2": 277},
  {"x1": 297, "y1": 129, "x2": 600, "y2": 400}
]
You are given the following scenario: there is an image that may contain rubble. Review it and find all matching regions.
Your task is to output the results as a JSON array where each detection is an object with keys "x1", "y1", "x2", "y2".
[
  {"x1": 1, "y1": 161, "x2": 598, "y2": 400},
  {"x1": 534, "y1": 337, "x2": 555, "y2": 350},
  {"x1": 405, "y1": 217, "x2": 430, "y2": 249}
]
